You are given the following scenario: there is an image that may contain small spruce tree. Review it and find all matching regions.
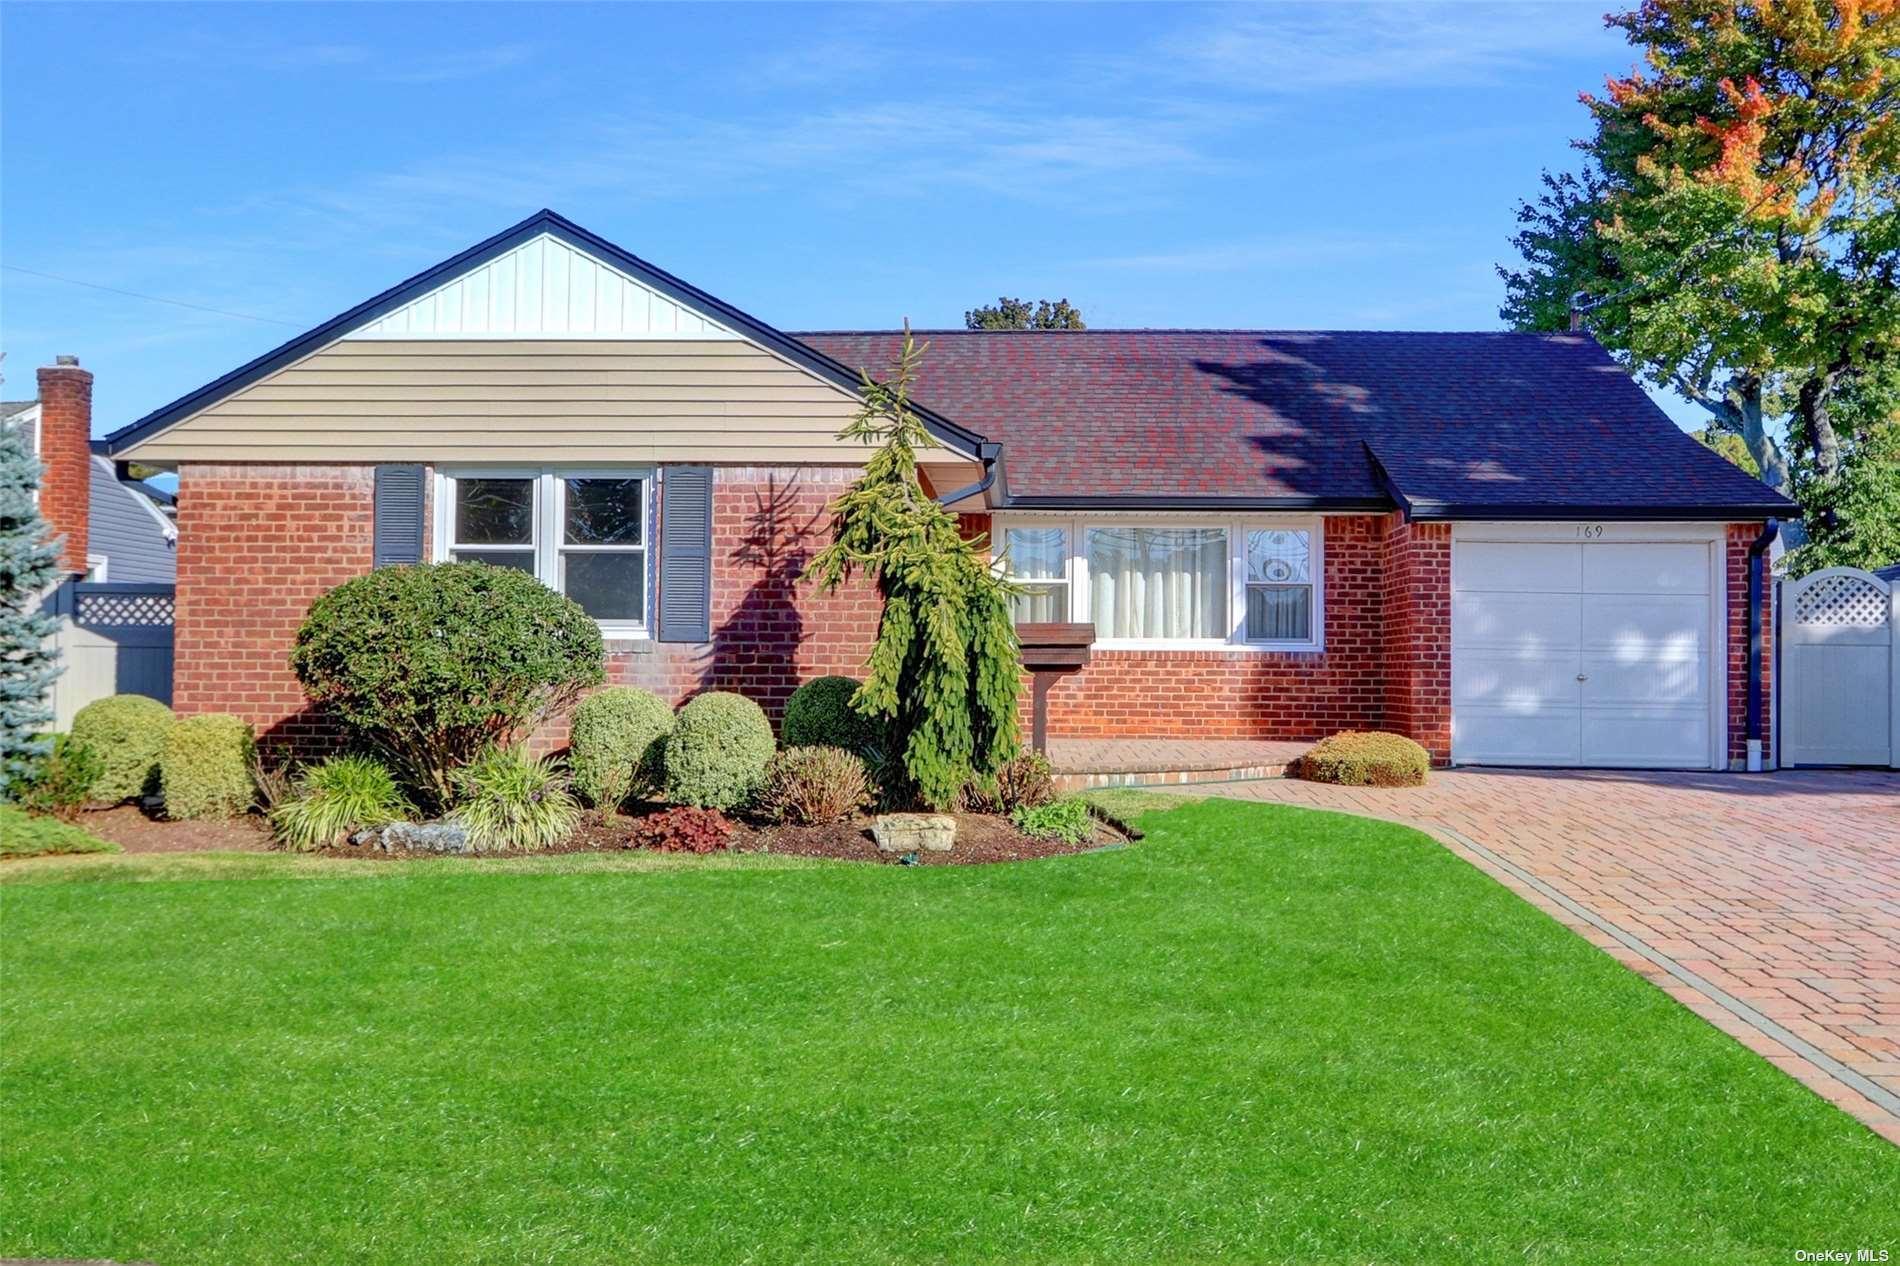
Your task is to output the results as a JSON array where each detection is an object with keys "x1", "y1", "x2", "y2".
[
  {"x1": 0, "y1": 426, "x2": 63, "y2": 796},
  {"x1": 807, "y1": 325, "x2": 1020, "y2": 811}
]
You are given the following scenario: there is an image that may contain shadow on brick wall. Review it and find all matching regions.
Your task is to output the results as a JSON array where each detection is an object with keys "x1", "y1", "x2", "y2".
[{"x1": 696, "y1": 473, "x2": 828, "y2": 720}]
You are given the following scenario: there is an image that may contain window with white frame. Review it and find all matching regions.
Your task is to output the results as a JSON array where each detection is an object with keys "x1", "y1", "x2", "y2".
[
  {"x1": 1000, "y1": 525, "x2": 1069, "y2": 623},
  {"x1": 995, "y1": 517, "x2": 1324, "y2": 650},
  {"x1": 440, "y1": 469, "x2": 651, "y2": 634}
]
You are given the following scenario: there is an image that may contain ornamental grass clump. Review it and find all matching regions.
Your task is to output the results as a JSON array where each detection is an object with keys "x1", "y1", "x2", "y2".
[
  {"x1": 71, "y1": 694, "x2": 175, "y2": 804},
  {"x1": 965, "y1": 749, "x2": 1056, "y2": 815},
  {"x1": 448, "y1": 747, "x2": 579, "y2": 853},
  {"x1": 159, "y1": 714, "x2": 257, "y2": 821},
  {"x1": 805, "y1": 325, "x2": 1020, "y2": 811},
  {"x1": 568, "y1": 686, "x2": 674, "y2": 809},
  {"x1": 1295, "y1": 731, "x2": 1430, "y2": 788},
  {"x1": 270, "y1": 755, "x2": 415, "y2": 852},
  {"x1": 662, "y1": 692, "x2": 775, "y2": 811},
  {"x1": 759, "y1": 746, "x2": 872, "y2": 825},
  {"x1": 290, "y1": 563, "x2": 604, "y2": 812}
]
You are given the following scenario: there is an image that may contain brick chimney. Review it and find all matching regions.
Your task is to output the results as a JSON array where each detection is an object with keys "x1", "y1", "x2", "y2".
[{"x1": 36, "y1": 355, "x2": 93, "y2": 576}]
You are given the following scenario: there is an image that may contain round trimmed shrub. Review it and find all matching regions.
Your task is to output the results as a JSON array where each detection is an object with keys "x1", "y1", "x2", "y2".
[
  {"x1": 160, "y1": 713, "x2": 258, "y2": 820},
  {"x1": 1295, "y1": 731, "x2": 1430, "y2": 788},
  {"x1": 71, "y1": 694, "x2": 175, "y2": 804},
  {"x1": 568, "y1": 687, "x2": 674, "y2": 809},
  {"x1": 781, "y1": 675, "x2": 877, "y2": 754},
  {"x1": 290, "y1": 562, "x2": 605, "y2": 809},
  {"x1": 662, "y1": 692, "x2": 775, "y2": 810}
]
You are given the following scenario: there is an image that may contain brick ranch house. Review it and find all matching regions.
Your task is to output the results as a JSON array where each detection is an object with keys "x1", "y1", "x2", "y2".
[{"x1": 98, "y1": 210, "x2": 1794, "y2": 770}]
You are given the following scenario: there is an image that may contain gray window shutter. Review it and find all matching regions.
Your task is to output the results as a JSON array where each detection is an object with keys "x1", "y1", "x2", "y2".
[
  {"x1": 658, "y1": 466, "x2": 712, "y2": 642},
  {"x1": 373, "y1": 464, "x2": 426, "y2": 567}
]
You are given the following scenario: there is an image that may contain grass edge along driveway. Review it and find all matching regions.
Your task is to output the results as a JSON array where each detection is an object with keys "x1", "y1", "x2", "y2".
[{"x1": 3, "y1": 796, "x2": 1896, "y2": 1264}]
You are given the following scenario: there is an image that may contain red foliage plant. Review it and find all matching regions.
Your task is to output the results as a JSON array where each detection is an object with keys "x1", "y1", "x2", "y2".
[{"x1": 627, "y1": 806, "x2": 734, "y2": 854}]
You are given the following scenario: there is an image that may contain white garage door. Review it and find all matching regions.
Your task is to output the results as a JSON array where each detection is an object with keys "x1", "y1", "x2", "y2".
[{"x1": 1452, "y1": 537, "x2": 1717, "y2": 768}]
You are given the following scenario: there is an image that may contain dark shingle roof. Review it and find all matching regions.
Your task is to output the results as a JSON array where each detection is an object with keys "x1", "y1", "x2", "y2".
[{"x1": 794, "y1": 329, "x2": 1794, "y2": 516}]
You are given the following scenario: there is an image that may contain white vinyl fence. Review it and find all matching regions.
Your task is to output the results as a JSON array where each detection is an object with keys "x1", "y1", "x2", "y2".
[
  {"x1": 1778, "y1": 567, "x2": 1899, "y2": 768},
  {"x1": 44, "y1": 582, "x2": 175, "y2": 731}
]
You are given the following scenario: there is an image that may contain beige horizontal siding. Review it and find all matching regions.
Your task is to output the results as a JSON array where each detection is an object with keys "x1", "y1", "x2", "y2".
[{"x1": 125, "y1": 338, "x2": 877, "y2": 464}]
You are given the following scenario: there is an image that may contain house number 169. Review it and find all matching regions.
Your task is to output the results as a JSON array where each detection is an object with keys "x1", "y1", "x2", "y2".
[{"x1": 1576, "y1": 525, "x2": 1605, "y2": 539}]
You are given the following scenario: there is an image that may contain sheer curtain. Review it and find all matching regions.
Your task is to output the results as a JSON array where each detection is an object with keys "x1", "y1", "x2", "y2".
[{"x1": 1086, "y1": 527, "x2": 1227, "y2": 639}]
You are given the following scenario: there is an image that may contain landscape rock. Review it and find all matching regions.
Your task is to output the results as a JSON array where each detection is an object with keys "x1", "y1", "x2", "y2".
[
  {"x1": 871, "y1": 813, "x2": 956, "y2": 854},
  {"x1": 351, "y1": 820, "x2": 473, "y2": 854}
]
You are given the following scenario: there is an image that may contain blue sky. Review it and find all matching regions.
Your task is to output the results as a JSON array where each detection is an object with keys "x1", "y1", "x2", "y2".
[{"x1": 2, "y1": 1, "x2": 1698, "y2": 437}]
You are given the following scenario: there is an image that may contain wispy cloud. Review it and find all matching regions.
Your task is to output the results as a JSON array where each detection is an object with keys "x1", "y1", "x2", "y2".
[
  {"x1": 1165, "y1": 2, "x2": 1621, "y2": 93},
  {"x1": 134, "y1": 35, "x2": 535, "y2": 84}
]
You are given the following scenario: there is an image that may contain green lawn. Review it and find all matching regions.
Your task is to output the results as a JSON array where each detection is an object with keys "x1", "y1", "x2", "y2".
[{"x1": 3, "y1": 798, "x2": 1894, "y2": 1264}]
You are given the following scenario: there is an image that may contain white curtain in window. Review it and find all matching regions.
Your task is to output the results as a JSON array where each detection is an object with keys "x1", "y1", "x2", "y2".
[
  {"x1": 1086, "y1": 527, "x2": 1227, "y2": 639},
  {"x1": 1004, "y1": 527, "x2": 1068, "y2": 622}
]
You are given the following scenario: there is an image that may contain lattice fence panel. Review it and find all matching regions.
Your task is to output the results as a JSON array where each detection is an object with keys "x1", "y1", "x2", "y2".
[
  {"x1": 74, "y1": 590, "x2": 175, "y2": 628},
  {"x1": 1792, "y1": 574, "x2": 1888, "y2": 628}
]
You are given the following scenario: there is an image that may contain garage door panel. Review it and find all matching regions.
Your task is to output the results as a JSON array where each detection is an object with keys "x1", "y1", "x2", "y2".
[
  {"x1": 1582, "y1": 708, "x2": 1709, "y2": 766},
  {"x1": 1456, "y1": 709, "x2": 1580, "y2": 766},
  {"x1": 1581, "y1": 653, "x2": 1706, "y2": 707},
  {"x1": 1453, "y1": 592, "x2": 1582, "y2": 651},
  {"x1": 1454, "y1": 654, "x2": 1581, "y2": 708},
  {"x1": 1582, "y1": 543, "x2": 1709, "y2": 594},
  {"x1": 1457, "y1": 542, "x2": 1581, "y2": 593},
  {"x1": 1583, "y1": 594, "x2": 1708, "y2": 655}
]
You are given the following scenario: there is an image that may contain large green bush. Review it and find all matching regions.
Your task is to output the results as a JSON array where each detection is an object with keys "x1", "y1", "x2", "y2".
[
  {"x1": 781, "y1": 676, "x2": 878, "y2": 754},
  {"x1": 160, "y1": 714, "x2": 257, "y2": 821},
  {"x1": 0, "y1": 803, "x2": 118, "y2": 858},
  {"x1": 290, "y1": 562, "x2": 605, "y2": 809},
  {"x1": 1295, "y1": 732, "x2": 1430, "y2": 788},
  {"x1": 568, "y1": 687, "x2": 674, "y2": 809},
  {"x1": 71, "y1": 694, "x2": 175, "y2": 804},
  {"x1": 662, "y1": 692, "x2": 775, "y2": 811}
]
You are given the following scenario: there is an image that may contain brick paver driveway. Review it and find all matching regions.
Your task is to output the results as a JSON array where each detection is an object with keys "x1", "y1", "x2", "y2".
[{"x1": 1202, "y1": 768, "x2": 1900, "y2": 1141}]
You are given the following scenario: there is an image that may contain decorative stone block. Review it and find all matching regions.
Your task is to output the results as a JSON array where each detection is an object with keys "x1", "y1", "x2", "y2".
[{"x1": 871, "y1": 813, "x2": 956, "y2": 854}]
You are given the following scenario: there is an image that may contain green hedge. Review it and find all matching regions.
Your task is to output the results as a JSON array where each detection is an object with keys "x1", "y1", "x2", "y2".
[
  {"x1": 1295, "y1": 732, "x2": 1430, "y2": 788},
  {"x1": 568, "y1": 687, "x2": 674, "y2": 809},
  {"x1": 160, "y1": 714, "x2": 258, "y2": 820},
  {"x1": 71, "y1": 694, "x2": 175, "y2": 804},
  {"x1": 663, "y1": 692, "x2": 775, "y2": 810},
  {"x1": 781, "y1": 676, "x2": 877, "y2": 754}
]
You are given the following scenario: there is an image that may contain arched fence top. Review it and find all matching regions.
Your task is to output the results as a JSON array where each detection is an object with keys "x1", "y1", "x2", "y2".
[{"x1": 1784, "y1": 567, "x2": 1894, "y2": 629}]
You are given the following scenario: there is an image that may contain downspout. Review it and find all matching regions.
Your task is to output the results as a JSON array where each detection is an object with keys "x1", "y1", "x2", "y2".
[
  {"x1": 1746, "y1": 519, "x2": 1779, "y2": 772},
  {"x1": 931, "y1": 443, "x2": 1001, "y2": 508}
]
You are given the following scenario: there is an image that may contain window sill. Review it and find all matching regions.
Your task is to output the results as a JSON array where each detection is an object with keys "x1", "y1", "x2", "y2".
[{"x1": 1091, "y1": 639, "x2": 1325, "y2": 655}]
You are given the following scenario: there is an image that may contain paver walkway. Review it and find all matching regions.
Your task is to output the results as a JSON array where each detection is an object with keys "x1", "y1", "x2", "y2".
[{"x1": 1194, "y1": 768, "x2": 1900, "y2": 1141}]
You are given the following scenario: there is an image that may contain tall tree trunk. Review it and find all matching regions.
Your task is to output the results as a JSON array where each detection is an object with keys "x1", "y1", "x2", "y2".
[
  {"x1": 1723, "y1": 373, "x2": 1790, "y2": 494},
  {"x1": 1796, "y1": 369, "x2": 1845, "y2": 480}
]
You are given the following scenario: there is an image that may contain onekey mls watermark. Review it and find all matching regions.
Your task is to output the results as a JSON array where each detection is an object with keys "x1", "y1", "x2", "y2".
[{"x1": 1793, "y1": 1251, "x2": 1891, "y2": 1263}]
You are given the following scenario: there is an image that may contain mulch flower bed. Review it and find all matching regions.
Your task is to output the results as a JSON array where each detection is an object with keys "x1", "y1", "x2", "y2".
[
  {"x1": 56, "y1": 805, "x2": 1122, "y2": 866},
  {"x1": 75, "y1": 805, "x2": 274, "y2": 854}
]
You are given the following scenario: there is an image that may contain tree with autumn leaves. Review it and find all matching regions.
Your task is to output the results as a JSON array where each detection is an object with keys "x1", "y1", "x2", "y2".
[{"x1": 1501, "y1": 0, "x2": 1899, "y2": 571}]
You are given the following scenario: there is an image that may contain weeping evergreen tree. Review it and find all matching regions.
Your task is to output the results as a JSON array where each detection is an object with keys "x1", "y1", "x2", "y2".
[
  {"x1": 807, "y1": 325, "x2": 1020, "y2": 811},
  {"x1": 0, "y1": 425, "x2": 63, "y2": 796}
]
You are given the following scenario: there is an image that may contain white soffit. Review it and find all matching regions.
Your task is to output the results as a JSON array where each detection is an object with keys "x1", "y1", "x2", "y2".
[{"x1": 346, "y1": 233, "x2": 739, "y2": 340}]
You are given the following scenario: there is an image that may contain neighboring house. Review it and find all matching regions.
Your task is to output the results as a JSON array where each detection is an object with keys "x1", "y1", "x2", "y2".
[
  {"x1": 101, "y1": 210, "x2": 1795, "y2": 769},
  {"x1": 5, "y1": 361, "x2": 177, "y2": 583}
]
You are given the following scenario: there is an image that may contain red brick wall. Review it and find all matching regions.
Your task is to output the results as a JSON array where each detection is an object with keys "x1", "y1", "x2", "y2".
[
  {"x1": 1726, "y1": 521, "x2": 1773, "y2": 769},
  {"x1": 172, "y1": 463, "x2": 878, "y2": 754},
  {"x1": 1380, "y1": 514, "x2": 1452, "y2": 762},
  {"x1": 172, "y1": 463, "x2": 376, "y2": 751},
  {"x1": 36, "y1": 360, "x2": 93, "y2": 575}
]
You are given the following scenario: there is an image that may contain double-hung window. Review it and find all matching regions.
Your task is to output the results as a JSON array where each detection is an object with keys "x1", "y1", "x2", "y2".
[
  {"x1": 439, "y1": 468, "x2": 651, "y2": 637},
  {"x1": 998, "y1": 518, "x2": 1323, "y2": 651}
]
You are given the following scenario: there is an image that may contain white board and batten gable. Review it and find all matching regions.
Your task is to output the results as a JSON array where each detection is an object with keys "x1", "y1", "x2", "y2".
[{"x1": 348, "y1": 233, "x2": 739, "y2": 341}]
